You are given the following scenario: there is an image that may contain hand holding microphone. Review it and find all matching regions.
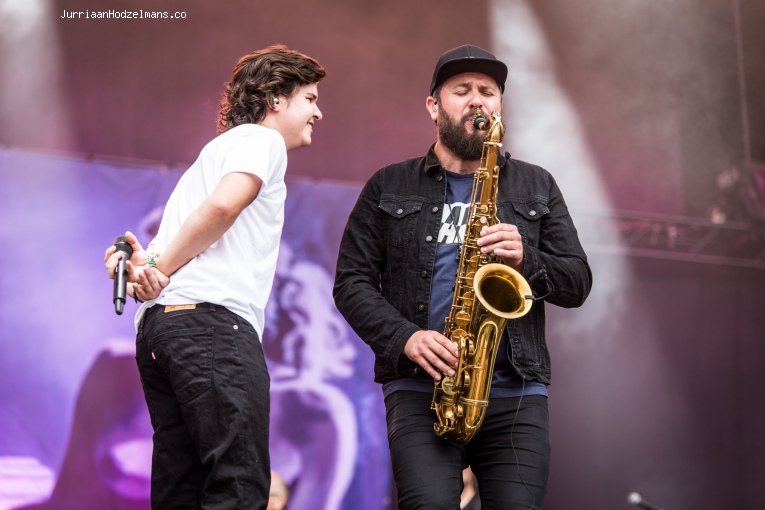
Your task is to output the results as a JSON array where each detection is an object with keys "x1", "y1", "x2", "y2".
[
  {"x1": 105, "y1": 231, "x2": 170, "y2": 315},
  {"x1": 112, "y1": 236, "x2": 133, "y2": 315}
]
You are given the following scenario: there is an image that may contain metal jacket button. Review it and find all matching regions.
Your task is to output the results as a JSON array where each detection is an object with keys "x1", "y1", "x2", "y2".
[
  {"x1": 431, "y1": 206, "x2": 439, "y2": 213},
  {"x1": 425, "y1": 235, "x2": 433, "y2": 242},
  {"x1": 418, "y1": 304, "x2": 425, "y2": 311},
  {"x1": 396, "y1": 208, "x2": 403, "y2": 215},
  {"x1": 529, "y1": 210, "x2": 536, "y2": 216},
  {"x1": 421, "y1": 271, "x2": 427, "y2": 278},
  {"x1": 437, "y1": 175, "x2": 443, "y2": 182}
]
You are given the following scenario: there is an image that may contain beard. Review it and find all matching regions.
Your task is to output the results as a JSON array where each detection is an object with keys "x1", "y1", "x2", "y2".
[{"x1": 437, "y1": 107, "x2": 485, "y2": 161}]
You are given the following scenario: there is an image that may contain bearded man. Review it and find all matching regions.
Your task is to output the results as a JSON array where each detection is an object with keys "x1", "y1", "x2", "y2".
[{"x1": 333, "y1": 45, "x2": 592, "y2": 510}]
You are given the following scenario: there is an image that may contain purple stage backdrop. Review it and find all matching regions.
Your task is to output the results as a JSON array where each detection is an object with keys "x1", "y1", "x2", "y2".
[{"x1": 0, "y1": 148, "x2": 388, "y2": 510}]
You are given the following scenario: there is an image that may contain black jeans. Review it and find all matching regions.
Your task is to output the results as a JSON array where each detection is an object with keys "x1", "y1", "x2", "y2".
[
  {"x1": 136, "y1": 303, "x2": 270, "y2": 510},
  {"x1": 385, "y1": 391, "x2": 550, "y2": 510}
]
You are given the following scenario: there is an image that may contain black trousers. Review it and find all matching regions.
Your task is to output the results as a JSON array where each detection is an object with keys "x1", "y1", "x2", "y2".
[
  {"x1": 385, "y1": 391, "x2": 550, "y2": 510},
  {"x1": 136, "y1": 303, "x2": 270, "y2": 510}
]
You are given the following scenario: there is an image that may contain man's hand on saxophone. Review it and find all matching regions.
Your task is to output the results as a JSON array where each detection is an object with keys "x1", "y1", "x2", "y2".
[
  {"x1": 403, "y1": 330, "x2": 460, "y2": 381},
  {"x1": 476, "y1": 223, "x2": 525, "y2": 271}
]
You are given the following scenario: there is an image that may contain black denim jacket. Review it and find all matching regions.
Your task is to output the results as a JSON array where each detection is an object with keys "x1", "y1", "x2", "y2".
[{"x1": 333, "y1": 146, "x2": 592, "y2": 385}]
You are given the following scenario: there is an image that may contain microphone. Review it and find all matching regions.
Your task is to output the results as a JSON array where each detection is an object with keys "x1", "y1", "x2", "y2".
[
  {"x1": 112, "y1": 236, "x2": 134, "y2": 315},
  {"x1": 628, "y1": 492, "x2": 665, "y2": 510}
]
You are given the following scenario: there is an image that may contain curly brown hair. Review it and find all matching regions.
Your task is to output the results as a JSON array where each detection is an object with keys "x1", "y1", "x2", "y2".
[{"x1": 217, "y1": 45, "x2": 326, "y2": 134}]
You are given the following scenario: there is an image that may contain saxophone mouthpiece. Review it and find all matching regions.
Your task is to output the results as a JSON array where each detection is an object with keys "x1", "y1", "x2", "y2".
[{"x1": 472, "y1": 109, "x2": 489, "y2": 130}]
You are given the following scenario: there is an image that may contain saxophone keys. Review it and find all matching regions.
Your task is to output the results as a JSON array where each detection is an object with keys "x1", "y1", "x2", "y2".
[
  {"x1": 442, "y1": 376, "x2": 456, "y2": 396},
  {"x1": 454, "y1": 313, "x2": 470, "y2": 329},
  {"x1": 465, "y1": 340, "x2": 475, "y2": 358},
  {"x1": 461, "y1": 371, "x2": 471, "y2": 389}
]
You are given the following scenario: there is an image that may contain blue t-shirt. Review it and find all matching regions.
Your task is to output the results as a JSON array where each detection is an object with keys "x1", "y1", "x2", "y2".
[{"x1": 383, "y1": 170, "x2": 547, "y2": 399}]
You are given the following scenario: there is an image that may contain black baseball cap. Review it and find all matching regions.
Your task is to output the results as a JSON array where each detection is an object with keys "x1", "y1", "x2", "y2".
[{"x1": 429, "y1": 44, "x2": 508, "y2": 96}]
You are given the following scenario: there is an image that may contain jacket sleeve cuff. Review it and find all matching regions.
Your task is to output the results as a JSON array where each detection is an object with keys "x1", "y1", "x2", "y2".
[{"x1": 384, "y1": 322, "x2": 421, "y2": 377}]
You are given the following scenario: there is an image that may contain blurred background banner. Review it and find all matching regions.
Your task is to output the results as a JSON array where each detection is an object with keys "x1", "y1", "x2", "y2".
[{"x1": 1, "y1": 0, "x2": 764, "y2": 509}]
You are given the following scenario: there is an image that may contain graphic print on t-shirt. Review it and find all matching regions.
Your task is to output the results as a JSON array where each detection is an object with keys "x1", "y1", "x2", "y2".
[
  {"x1": 437, "y1": 202, "x2": 469, "y2": 245},
  {"x1": 429, "y1": 170, "x2": 474, "y2": 333}
]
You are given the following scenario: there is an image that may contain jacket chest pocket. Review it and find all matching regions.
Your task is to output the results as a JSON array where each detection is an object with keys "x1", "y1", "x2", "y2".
[
  {"x1": 501, "y1": 199, "x2": 549, "y2": 247},
  {"x1": 379, "y1": 198, "x2": 423, "y2": 247}
]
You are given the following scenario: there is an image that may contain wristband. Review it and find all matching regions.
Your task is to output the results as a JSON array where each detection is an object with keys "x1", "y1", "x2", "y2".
[
  {"x1": 147, "y1": 252, "x2": 157, "y2": 269},
  {"x1": 133, "y1": 287, "x2": 143, "y2": 304}
]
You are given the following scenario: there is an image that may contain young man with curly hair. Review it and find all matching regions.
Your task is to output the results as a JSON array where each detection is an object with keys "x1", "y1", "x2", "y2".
[{"x1": 104, "y1": 45, "x2": 325, "y2": 509}]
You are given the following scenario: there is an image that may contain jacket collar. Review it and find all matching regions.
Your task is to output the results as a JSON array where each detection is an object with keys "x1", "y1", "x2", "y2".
[{"x1": 425, "y1": 144, "x2": 441, "y2": 172}]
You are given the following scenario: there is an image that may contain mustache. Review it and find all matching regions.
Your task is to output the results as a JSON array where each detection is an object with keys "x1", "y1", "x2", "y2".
[
  {"x1": 458, "y1": 109, "x2": 492, "y2": 130},
  {"x1": 460, "y1": 110, "x2": 481, "y2": 124}
]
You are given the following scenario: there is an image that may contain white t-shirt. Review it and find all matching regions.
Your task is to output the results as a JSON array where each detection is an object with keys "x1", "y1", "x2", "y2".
[{"x1": 134, "y1": 123, "x2": 288, "y2": 338}]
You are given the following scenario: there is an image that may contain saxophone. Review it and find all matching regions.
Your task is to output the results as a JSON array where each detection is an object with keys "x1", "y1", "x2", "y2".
[{"x1": 431, "y1": 109, "x2": 534, "y2": 444}]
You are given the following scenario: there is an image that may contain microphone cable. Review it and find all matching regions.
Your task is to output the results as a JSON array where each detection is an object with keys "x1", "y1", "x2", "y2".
[{"x1": 509, "y1": 377, "x2": 536, "y2": 510}]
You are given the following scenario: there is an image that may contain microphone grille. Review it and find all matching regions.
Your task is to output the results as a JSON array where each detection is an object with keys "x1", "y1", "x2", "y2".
[{"x1": 113, "y1": 236, "x2": 134, "y2": 257}]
